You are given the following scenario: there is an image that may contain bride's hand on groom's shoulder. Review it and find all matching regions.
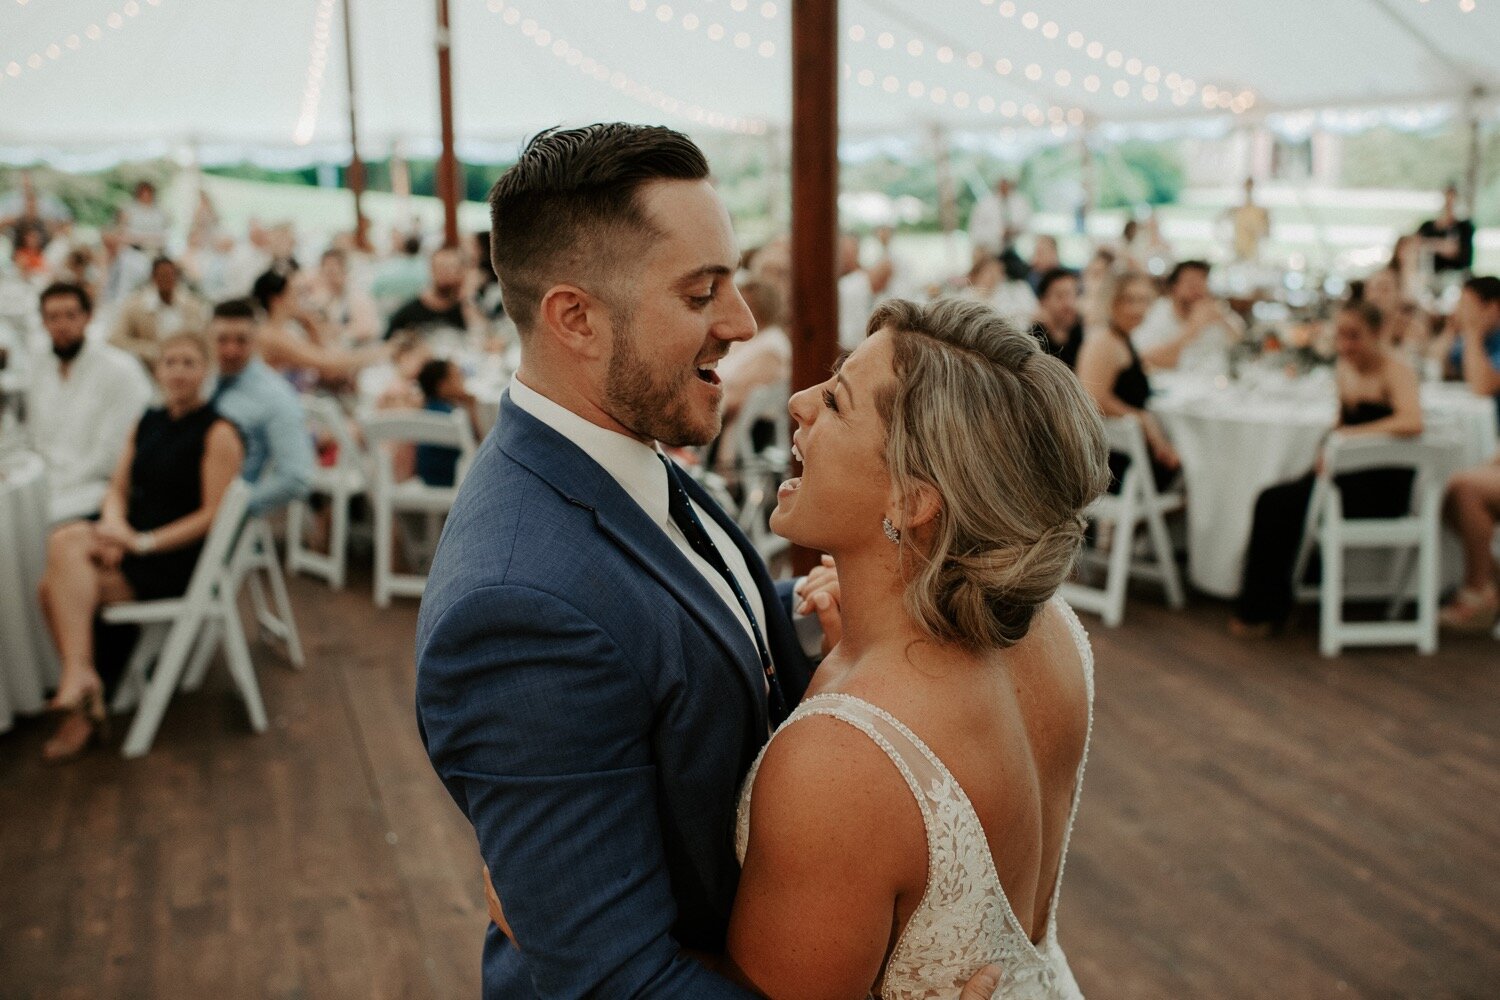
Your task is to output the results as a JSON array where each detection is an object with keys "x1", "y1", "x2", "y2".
[{"x1": 794, "y1": 555, "x2": 843, "y2": 656}]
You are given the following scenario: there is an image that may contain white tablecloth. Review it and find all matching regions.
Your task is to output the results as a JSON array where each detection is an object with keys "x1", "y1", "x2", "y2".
[
  {"x1": 0, "y1": 451, "x2": 60, "y2": 733},
  {"x1": 1153, "y1": 372, "x2": 1498, "y2": 598}
]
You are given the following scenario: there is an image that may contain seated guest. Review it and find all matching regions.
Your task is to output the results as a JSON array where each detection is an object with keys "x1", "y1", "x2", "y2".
[
  {"x1": 413, "y1": 358, "x2": 479, "y2": 488},
  {"x1": 1076, "y1": 272, "x2": 1180, "y2": 493},
  {"x1": 209, "y1": 299, "x2": 316, "y2": 516},
  {"x1": 384, "y1": 247, "x2": 484, "y2": 341},
  {"x1": 37, "y1": 332, "x2": 244, "y2": 761},
  {"x1": 962, "y1": 253, "x2": 1037, "y2": 327},
  {"x1": 1026, "y1": 234, "x2": 1061, "y2": 293},
  {"x1": 1359, "y1": 266, "x2": 1431, "y2": 360},
  {"x1": 836, "y1": 234, "x2": 892, "y2": 352},
  {"x1": 109, "y1": 256, "x2": 209, "y2": 370},
  {"x1": 716, "y1": 279, "x2": 792, "y2": 475},
  {"x1": 254, "y1": 267, "x2": 387, "y2": 390},
  {"x1": 310, "y1": 247, "x2": 380, "y2": 345},
  {"x1": 1230, "y1": 301, "x2": 1423, "y2": 637},
  {"x1": 1133, "y1": 260, "x2": 1243, "y2": 372},
  {"x1": 371, "y1": 231, "x2": 429, "y2": 308},
  {"x1": 27, "y1": 283, "x2": 153, "y2": 523},
  {"x1": 1079, "y1": 246, "x2": 1118, "y2": 328},
  {"x1": 10, "y1": 223, "x2": 48, "y2": 277},
  {"x1": 1028, "y1": 267, "x2": 1085, "y2": 369},
  {"x1": 1438, "y1": 276, "x2": 1500, "y2": 629}
]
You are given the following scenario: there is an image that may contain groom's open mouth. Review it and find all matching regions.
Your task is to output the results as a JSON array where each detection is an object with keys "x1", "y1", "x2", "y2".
[{"x1": 694, "y1": 358, "x2": 721, "y2": 386}]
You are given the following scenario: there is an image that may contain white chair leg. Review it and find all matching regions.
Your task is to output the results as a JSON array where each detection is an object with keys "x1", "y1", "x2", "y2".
[
  {"x1": 120, "y1": 615, "x2": 204, "y2": 758},
  {"x1": 1101, "y1": 486, "x2": 1139, "y2": 629},
  {"x1": 1319, "y1": 525, "x2": 1342, "y2": 658},
  {"x1": 374, "y1": 490, "x2": 392, "y2": 608},
  {"x1": 1417, "y1": 517, "x2": 1439, "y2": 655},
  {"x1": 218, "y1": 593, "x2": 268, "y2": 733},
  {"x1": 285, "y1": 498, "x2": 307, "y2": 576},
  {"x1": 180, "y1": 618, "x2": 222, "y2": 691},
  {"x1": 1146, "y1": 507, "x2": 1186, "y2": 609},
  {"x1": 259, "y1": 541, "x2": 306, "y2": 669},
  {"x1": 329, "y1": 488, "x2": 350, "y2": 591},
  {"x1": 1384, "y1": 546, "x2": 1418, "y2": 620},
  {"x1": 110, "y1": 623, "x2": 167, "y2": 714}
]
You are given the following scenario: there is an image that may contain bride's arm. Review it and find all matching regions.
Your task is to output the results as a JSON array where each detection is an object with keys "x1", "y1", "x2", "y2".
[{"x1": 724, "y1": 715, "x2": 927, "y2": 999}]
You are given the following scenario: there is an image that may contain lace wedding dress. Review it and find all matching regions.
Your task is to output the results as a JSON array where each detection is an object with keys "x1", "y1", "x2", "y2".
[{"x1": 735, "y1": 597, "x2": 1094, "y2": 1000}]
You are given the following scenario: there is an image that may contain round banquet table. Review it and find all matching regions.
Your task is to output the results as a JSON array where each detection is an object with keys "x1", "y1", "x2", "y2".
[
  {"x1": 0, "y1": 451, "x2": 61, "y2": 733},
  {"x1": 1151, "y1": 370, "x2": 1498, "y2": 598}
]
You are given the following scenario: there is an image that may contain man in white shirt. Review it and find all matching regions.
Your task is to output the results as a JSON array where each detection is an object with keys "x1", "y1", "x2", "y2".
[
  {"x1": 109, "y1": 256, "x2": 209, "y2": 371},
  {"x1": 28, "y1": 283, "x2": 153, "y2": 523},
  {"x1": 1132, "y1": 259, "x2": 1243, "y2": 373},
  {"x1": 968, "y1": 177, "x2": 1032, "y2": 257},
  {"x1": 837, "y1": 233, "x2": 892, "y2": 352}
]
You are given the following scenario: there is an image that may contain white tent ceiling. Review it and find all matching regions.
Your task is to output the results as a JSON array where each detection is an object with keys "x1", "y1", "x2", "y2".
[{"x1": 1, "y1": 0, "x2": 1497, "y2": 165}]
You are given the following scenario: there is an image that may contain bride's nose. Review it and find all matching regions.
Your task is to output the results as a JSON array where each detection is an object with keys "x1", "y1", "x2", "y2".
[{"x1": 787, "y1": 385, "x2": 818, "y2": 428}]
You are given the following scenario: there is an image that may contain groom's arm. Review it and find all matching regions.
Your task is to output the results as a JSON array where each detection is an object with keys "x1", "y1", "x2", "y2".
[{"x1": 416, "y1": 584, "x2": 757, "y2": 1000}]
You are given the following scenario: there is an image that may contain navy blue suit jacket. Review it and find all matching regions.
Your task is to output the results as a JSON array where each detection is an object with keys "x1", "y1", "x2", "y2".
[{"x1": 416, "y1": 393, "x2": 814, "y2": 998}]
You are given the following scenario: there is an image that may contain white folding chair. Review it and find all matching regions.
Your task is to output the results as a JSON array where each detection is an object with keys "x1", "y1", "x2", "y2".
[
  {"x1": 1060, "y1": 414, "x2": 1186, "y2": 627},
  {"x1": 286, "y1": 394, "x2": 369, "y2": 590},
  {"x1": 103, "y1": 479, "x2": 264, "y2": 758},
  {"x1": 1292, "y1": 434, "x2": 1451, "y2": 656},
  {"x1": 360, "y1": 409, "x2": 477, "y2": 607}
]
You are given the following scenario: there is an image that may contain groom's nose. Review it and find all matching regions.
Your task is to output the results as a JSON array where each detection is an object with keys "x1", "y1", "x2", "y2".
[{"x1": 714, "y1": 282, "x2": 757, "y2": 344}]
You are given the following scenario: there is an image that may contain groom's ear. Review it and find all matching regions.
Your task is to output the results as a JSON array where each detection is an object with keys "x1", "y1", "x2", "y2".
[{"x1": 537, "y1": 283, "x2": 609, "y2": 360}]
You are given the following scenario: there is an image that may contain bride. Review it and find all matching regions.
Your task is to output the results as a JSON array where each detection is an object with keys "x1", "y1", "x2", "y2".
[{"x1": 725, "y1": 298, "x2": 1108, "y2": 999}]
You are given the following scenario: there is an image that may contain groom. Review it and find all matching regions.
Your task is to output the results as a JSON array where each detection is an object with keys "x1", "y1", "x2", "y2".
[{"x1": 416, "y1": 123, "x2": 828, "y2": 997}]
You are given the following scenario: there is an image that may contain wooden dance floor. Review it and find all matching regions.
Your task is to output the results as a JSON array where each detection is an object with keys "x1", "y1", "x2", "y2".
[{"x1": 1, "y1": 574, "x2": 1496, "y2": 999}]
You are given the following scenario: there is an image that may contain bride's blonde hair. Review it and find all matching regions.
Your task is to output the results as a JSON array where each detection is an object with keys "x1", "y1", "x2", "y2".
[{"x1": 870, "y1": 298, "x2": 1109, "y2": 650}]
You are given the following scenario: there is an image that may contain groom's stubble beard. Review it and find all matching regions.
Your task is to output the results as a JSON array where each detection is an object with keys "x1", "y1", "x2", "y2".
[{"x1": 604, "y1": 309, "x2": 722, "y2": 448}]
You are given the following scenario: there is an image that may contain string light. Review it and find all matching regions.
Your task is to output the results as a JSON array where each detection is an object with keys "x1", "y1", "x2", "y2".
[
  {"x1": 843, "y1": 60, "x2": 1079, "y2": 132},
  {"x1": 292, "y1": 0, "x2": 336, "y2": 145},
  {"x1": 482, "y1": 0, "x2": 767, "y2": 133},
  {"x1": 620, "y1": 0, "x2": 778, "y2": 58},
  {"x1": 1, "y1": 0, "x2": 163, "y2": 85}
]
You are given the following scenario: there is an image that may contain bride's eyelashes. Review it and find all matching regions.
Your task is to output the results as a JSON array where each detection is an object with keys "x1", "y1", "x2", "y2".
[{"x1": 822, "y1": 388, "x2": 839, "y2": 413}]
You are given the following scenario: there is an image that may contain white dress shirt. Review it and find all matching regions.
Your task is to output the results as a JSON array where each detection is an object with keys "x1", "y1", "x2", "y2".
[
  {"x1": 508, "y1": 376, "x2": 767, "y2": 651},
  {"x1": 27, "y1": 340, "x2": 153, "y2": 522},
  {"x1": 1133, "y1": 298, "x2": 1232, "y2": 374}
]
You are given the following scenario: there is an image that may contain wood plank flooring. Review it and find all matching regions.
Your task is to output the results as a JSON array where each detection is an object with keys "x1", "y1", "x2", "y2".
[{"x1": 1, "y1": 574, "x2": 1496, "y2": 999}]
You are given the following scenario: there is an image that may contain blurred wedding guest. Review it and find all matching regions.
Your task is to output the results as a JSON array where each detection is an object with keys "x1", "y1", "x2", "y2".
[
  {"x1": 208, "y1": 298, "x2": 315, "y2": 516},
  {"x1": 1079, "y1": 246, "x2": 1118, "y2": 328},
  {"x1": 384, "y1": 246, "x2": 483, "y2": 341},
  {"x1": 471, "y1": 232, "x2": 507, "y2": 321},
  {"x1": 1026, "y1": 234, "x2": 1061, "y2": 293},
  {"x1": 375, "y1": 333, "x2": 433, "y2": 410},
  {"x1": 1076, "y1": 272, "x2": 1181, "y2": 492},
  {"x1": 188, "y1": 231, "x2": 267, "y2": 303},
  {"x1": 1230, "y1": 301, "x2": 1423, "y2": 637},
  {"x1": 720, "y1": 278, "x2": 790, "y2": 419},
  {"x1": 1389, "y1": 234, "x2": 1426, "y2": 303},
  {"x1": 28, "y1": 283, "x2": 152, "y2": 522},
  {"x1": 1357, "y1": 266, "x2": 1431, "y2": 360},
  {"x1": 1417, "y1": 183, "x2": 1475, "y2": 275},
  {"x1": 371, "y1": 231, "x2": 428, "y2": 308},
  {"x1": 1133, "y1": 260, "x2": 1243, "y2": 372},
  {"x1": 109, "y1": 256, "x2": 209, "y2": 370},
  {"x1": 310, "y1": 247, "x2": 380, "y2": 345},
  {"x1": 1436, "y1": 277, "x2": 1500, "y2": 629},
  {"x1": 836, "y1": 234, "x2": 892, "y2": 351},
  {"x1": 57, "y1": 245, "x2": 102, "y2": 306},
  {"x1": 1229, "y1": 177, "x2": 1270, "y2": 263},
  {"x1": 968, "y1": 176, "x2": 1031, "y2": 256},
  {"x1": 963, "y1": 254, "x2": 1037, "y2": 327},
  {"x1": 253, "y1": 268, "x2": 387, "y2": 390},
  {"x1": 0, "y1": 171, "x2": 71, "y2": 245},
  {"x1": 413, "y1": 358, "x2": 480, "y2": 488},
  {"x1": 10, "y1": 224, "x2": 48, "y2": 277},
  {"x1": 36, "y1": 331, "x2": 243, "y2": 761},
  {"x1": 115, "y1": 180, "x2": 169, "y2": 254},
  {"x1": 1028, "y1": 268, "x2": 1085, "y2": 369}
]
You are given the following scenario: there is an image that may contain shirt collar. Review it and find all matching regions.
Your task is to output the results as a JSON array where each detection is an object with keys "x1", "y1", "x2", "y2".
[{"x1": 507, "y1": 375, "x2": 671, "y2": 529}]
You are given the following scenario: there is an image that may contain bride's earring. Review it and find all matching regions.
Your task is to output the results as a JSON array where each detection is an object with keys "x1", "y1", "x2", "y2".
[{"x1": 881, "y1": 517, "x2": 901, "y2": 544}]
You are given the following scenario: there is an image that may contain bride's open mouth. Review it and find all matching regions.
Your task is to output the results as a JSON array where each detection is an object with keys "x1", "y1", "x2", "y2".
[{"x1": 776, "y1": 477, "x2": 801, "y2": 501}]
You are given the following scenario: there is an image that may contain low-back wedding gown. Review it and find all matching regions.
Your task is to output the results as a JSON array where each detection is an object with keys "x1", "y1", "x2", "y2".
[{"x1": 736, "y1": 597, "x2": 1094, "y2": 1000}]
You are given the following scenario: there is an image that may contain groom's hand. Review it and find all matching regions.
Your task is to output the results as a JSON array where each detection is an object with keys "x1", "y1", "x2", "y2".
[
  {"x1": 794, "y1": 555, "x2": 842, "y2": 655},
  {"x1": 959, "y1": 964, "x2": 1004, "y2": 999}
]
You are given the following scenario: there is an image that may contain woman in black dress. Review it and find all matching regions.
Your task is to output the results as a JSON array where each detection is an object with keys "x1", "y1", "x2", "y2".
[
  {"x1": 1076, "y1": 271, "x2": 1182, "y2": 493},
  {"x1": 38, "y1": 332, "x2": 244, "y2": 761},
  {"x1": 1229, "y1": 301, "x2": 1424, "y2": 637}
]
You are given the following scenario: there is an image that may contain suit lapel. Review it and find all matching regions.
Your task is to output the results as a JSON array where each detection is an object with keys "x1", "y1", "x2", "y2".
[{"x1": 497, "y1": 396, "x2": 770, "y2": 731}]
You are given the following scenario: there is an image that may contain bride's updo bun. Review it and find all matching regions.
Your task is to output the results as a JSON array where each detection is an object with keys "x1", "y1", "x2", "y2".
[{"x1": 869, "y1": 297, "x2": 1109, "y2": 650}]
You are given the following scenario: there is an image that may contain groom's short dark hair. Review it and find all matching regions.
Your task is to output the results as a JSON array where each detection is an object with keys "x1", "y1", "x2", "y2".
[{"x1": 488, "y1": 123, "x2": 710, "y2": 332}]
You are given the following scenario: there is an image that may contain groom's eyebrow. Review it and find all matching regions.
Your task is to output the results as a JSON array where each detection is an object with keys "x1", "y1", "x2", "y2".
[{"x1": 672, "y1": 264, "x2": 733, "y2": 288}]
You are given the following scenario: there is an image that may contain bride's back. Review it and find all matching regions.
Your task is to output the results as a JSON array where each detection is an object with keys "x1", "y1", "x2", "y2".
[{"x1": 834, "y1": 597, "x2": 1092, "y2": 945}]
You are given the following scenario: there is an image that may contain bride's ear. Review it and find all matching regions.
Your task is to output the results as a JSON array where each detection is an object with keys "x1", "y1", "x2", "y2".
[{"x1": 889, "y1": 480, "x2": 942, "y2": 534}]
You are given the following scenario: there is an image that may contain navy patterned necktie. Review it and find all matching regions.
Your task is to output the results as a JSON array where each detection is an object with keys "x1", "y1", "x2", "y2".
[{"x1": 660, "y1": 456, "x2": 788, "y2": 725}]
